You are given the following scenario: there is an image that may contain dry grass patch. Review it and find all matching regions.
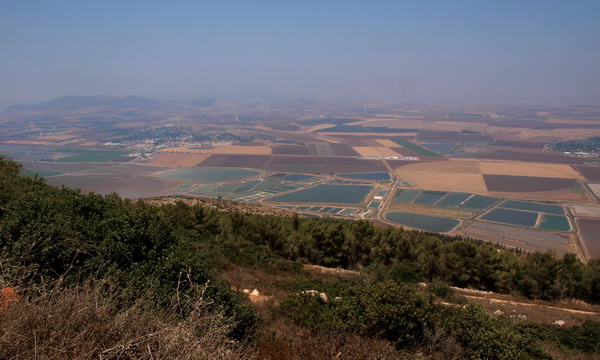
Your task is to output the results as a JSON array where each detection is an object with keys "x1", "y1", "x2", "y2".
[{"x1": 0, "y1": 282, "x2": 252, "y2": 360}]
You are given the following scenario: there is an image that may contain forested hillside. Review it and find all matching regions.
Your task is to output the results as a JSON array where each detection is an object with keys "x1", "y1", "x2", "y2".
[{"x1": 0, "y1": 155, "x2": 598, "y2": 359}]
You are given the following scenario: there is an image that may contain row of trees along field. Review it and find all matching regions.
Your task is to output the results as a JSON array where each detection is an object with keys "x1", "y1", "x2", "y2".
[{"x1": 0, "y1": 155, "x2": 599, "y2": 358}]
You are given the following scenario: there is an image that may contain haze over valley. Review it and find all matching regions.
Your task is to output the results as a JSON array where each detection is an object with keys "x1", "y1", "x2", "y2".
[{"x1": 2, "y1": 2, "x2": 600, "y2": 359}]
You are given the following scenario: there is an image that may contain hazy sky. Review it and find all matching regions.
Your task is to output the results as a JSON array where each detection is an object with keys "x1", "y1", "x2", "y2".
[{"x1": 1, "y1": 1, "x2": 599, "y2": 105}]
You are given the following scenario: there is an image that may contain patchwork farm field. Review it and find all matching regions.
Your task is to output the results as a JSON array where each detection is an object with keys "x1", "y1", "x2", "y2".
[
  {"x1": 5, "y1": 101, "x2": 600, "y2": 261},
  {"x1": 395, "y1": 160, "x2": 586, "y2": 201}
]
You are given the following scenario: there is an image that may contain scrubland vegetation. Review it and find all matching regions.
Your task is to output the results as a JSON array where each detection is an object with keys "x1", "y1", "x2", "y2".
[{"x1": 1, "y1": 155, "x2": 599, "y2": 359}]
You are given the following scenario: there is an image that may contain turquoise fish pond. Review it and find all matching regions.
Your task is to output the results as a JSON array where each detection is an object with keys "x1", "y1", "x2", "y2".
[
  {"x1": 264, "y1": 184, "x2": 373, "y2": 204},
  {"x1": 337, "y1": 172, "x2": 391, "y2": 181},
  {"x1": 498, "y1": 200, "x2": 564, "y2": 215},
  {"x1": 539, "y1": 215, "x2": 571, "y2": 231},
  {"x1": 480, "y1": 208, "x2": 538, "y2": 227}
]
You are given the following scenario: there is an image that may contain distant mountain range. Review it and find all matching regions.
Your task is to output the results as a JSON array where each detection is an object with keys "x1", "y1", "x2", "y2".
[{"x1": 6, "y1": 91, "x2": 288, "y2": 111}]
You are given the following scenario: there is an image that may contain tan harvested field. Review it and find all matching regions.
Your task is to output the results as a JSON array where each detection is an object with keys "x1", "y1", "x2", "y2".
[
  {"x1": 588, "y1": 183, "x2": 600, "y2": 198},
  {"x1": 396, "y1": 160, "x2": 488, "y2": 194},
  {"x1": 146, "y1": 153, "x2": 211, "y2": 167},
  {"x1": 570, "y1": 204, "x2": 600, "y2": 217},
  {"x1": 160, "y1": 145, "x2": 273, "y2": 155},
  {"x1": 352, "y1": 146, "x2": 401, "y2": 157},
  {"x1": 479, "y1": 161, "x2": 584, "y2": 179},
  {"x1": 374, "y1": 138, "x2": 401, "y2": 147}
]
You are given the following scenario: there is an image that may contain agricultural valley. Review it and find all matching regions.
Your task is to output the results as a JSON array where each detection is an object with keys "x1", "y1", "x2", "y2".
[
  {"x1": 2, "y1": 96, "x2": 599, "y2": 261},
  {"x1": 2, "y1": 96, "x2": 600, "y2": 359}
]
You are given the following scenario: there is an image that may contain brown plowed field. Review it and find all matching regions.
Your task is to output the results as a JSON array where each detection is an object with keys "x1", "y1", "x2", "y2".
[
  {"x1": 196, "y1": 154, "x2": 272, "y2": 168},
  {"x1": 271, "y1": 145, "x2": 310, "y2": 156},
  {"x1": 573, "y1": 165, "x2": 600, "y2": 181},
  {"x1": 575, "y1": 218, "x2": 600, "y2": 258},
  {"x1": 390, "y1": 147, "x2": 422, "y2": 157},
  {"x1": 483, "y1": 174, "x2": 576, "y2": 192},
  {"x1": 329, "y1": 143, "x2": 359, "y2": 156}
]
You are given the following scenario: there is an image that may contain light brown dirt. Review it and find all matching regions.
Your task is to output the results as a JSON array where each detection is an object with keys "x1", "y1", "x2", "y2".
[
  {"x1": 352, "y1": 146, "x2": 402, "y2": 157},
  {"x1": 374, "y1": 138, "x2": 401, "y2": 147},
  {"x1": 479, "y1": 161, "x2": 584, "y2": 180},
  {"x1": 146, "y1": 153, "x2": 211, "y2": 167},
  {"x1": 396, "y1": 160, "x2": 488, "y2": 194}
]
